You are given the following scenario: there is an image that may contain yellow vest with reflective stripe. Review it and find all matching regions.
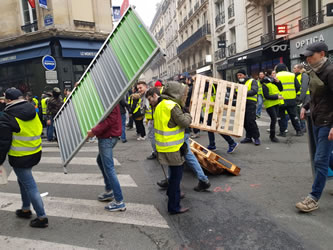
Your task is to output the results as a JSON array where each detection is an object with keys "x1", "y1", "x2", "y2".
[
  {"x1": 154, "y1": 99, "x2": 185, "y2": 153},
  {"x1": 41, "y1": 98, "x2": 48, "y2": 115},
  {"x1": 257, "y1": 80, "x2": 263, "y2": 95},
  {"x1": 32, "y1": 98, "x2": 38, "y2": 108},
  {"x1": 245, "y1": 79, "x2": 257, "y2": 102},
  {"x1": 277, "y1": 71, "x2": 297, "y2": 100},
  {"x1": 296, "y1": 73, "x2": 310, "y2": 96},
  {"x1": 203, "y1": 84, "x2": 216, "y2": 114},
  {"x1": 145, "y1": 105, "x2": 153, "y2": 120},
  {"x1": 133, "y1": 98, "x2": 142, "y2": 114},
  {"x1": 8, "y1": 114, "x2": 42, "y2": 157},
  {"x1": 263, "y1": 83, "x2": 284, "y2": 109}
]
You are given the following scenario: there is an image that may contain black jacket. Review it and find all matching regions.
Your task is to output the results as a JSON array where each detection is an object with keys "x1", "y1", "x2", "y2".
[
  {"x1": 304, "y1": 59, "x2": 333, "y2": 128},
  {"x1": 119, "y1": 98, "x2": 129, "y2": 115},
  {"x1": 0, "y1": 100, "x2": 41, "y2": 167}
]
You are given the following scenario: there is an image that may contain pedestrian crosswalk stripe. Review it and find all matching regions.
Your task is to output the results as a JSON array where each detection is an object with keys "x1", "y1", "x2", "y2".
[
  {"x1": 40, "y1": 157, "x2": 121, "y2": 166},
  {"x1": 7, "y1": 171, "x2": 137, "y2": 187},
  {"x1": 42, "y1": 147, "x2": 99, "y2": 153},
  {"x1": 0, "y1": 235, "x2": 93, "y2": 250},
  {"x1": 256, "y1": 120, "x2": 270, "y2": 127},
  {"x1": 0, "y1": 192, "x2": 169, "y2": 229}
]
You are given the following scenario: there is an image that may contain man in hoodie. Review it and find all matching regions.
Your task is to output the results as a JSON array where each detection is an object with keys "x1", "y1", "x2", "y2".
[
  {"x1": 0, "y1": 88, "x2": 48, "y2": 228},
  {"x1": 146, "y1": 82, "x2": 192, "y2": 214},
  {"x1": 46, "y1": 87, "x2": 63, "y2": 141},
  {"x1": 236, "y1": 69, "x2": 261, "y2": 146},
  {"x1": 296, "y1": 42, "x2": 333, "y2": 212}
]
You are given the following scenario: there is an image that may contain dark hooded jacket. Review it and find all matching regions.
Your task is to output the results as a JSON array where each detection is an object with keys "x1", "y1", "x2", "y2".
[{"x1": 0, "y1": 100, "x2": 42, "y2": 167}]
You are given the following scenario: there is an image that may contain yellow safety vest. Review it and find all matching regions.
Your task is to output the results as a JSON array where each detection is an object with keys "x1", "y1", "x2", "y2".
[
  {"x1": 145, "y1": 105, "x2": 153, "y2": 120},
  {"x1": 263, "y1": 83, "x2": 284, "y2": 109},
  {"x1": 296, "y1": 73, "x2": 310, "y2": 96},
  {"x1": 133, "y1": 98, "x2": 142, "y2": 114},
  {"x1": 277, "y1": 71, "x2": 297, "y2": 100},
  {"x1": 245, "y1": 79, "x2": 257, "y2": 102},
  {"x1": 32, "y1": 98, "x2": 38, "y2": 108},
  {"x1": 257, "y1": 80, "x2": 263, "y2": 95},
  {"x1": 41, "y1": 98, "x2": 48, "y2": 115},
  {"x1": 154, "y1": 99, "x2": 185, "y2": 153},
  {"x1": 203, "y1": 84, "x2": 216, "y2": 114},
  {"x1": 8, "y1": 114, "x2": 42, "y2": 157}
]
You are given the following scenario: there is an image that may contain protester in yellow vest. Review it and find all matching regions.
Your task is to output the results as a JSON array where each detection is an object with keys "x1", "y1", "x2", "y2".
[
  {"x1": 261, "y1": 76, "x2": 284, "y2": 142},
  {"x1": 236, "y1": 69, "x2": 261, "y2": 146},
  {"x1": 256, "y1": 72, "x2": 265, "y2": 118},
  {"x1": 275, "y1": 63, "x2": 303, "y2": 137},
  {"x1": 146, "y1": 82, "x2": 192, "y2": 215},
  {"x1": 0, "y1": 88, "x2": 48, "y2": 228}
]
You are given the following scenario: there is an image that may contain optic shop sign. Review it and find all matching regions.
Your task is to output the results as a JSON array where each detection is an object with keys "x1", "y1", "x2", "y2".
[
  {"x1": 290, "y1": 26, "x2": 333, "y2": 59},
  {"x1": 42, "y1": 55, "x2": 56, "y2": 71}
]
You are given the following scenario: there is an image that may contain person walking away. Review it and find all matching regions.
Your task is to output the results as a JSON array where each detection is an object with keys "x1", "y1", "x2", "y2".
[
  {"x1": 275, "y1": 63, "x2": 303, "y2": 137},
  {"x1": 40, "y1": 92, "x2": 51, "y2": 128},
  {"x1": 256, "y1": 72, "x2": 265, "y2": 118},
  {"x1": 46, "y1": 88, "x2": 63, "y2": 142},
  {"x1": 0, "y1": 88, "x2": 48, "y2": 228},
  {"x1": 261, "y1": 76, "x2": 284, "y2": 142},
  {"x1": 130, "y1": 84, "x2": 146, "y2": 140},
  {"x1": 119, "y1": 97, "x2": 129, "y2": 143},
  {"x1": 293, "y1": 64, "x2": 310, "y2": 133},
  {"x1": 236, "y1": 70, "x2": 261, "y2": 145},
  {"x1": 126, "y1": 88, "x2": 134, "y2": 129},
  {"x1": 146, "y1": 82, "x2": 192, "y2": 214},
  {"x1": 87, "y1": 104, "x2": 125, "y2": 211},
  {"x1": 296, "y1": 42, "x2": 333, "y2": 212}
]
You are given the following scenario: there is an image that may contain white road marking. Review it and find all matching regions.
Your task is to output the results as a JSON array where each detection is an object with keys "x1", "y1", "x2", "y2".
[
  {"x1": 256, "y1": 120, "x2": 270, "y2": 127},
  {"x1": 0, "y1": 235, "x2": 94, "y2": 250},
  {"x1": 42, "y1": 147, "x2": 99, "y2": 153},
  {"x1": 40, "y1": 157, "x2": 121, "y2": 166},
  {"x1": 0, "y1": 192, "x2": 169, "y2": 229},
  {"x1": 8, "y1": 171, "x2": 137, "y2": 187}
]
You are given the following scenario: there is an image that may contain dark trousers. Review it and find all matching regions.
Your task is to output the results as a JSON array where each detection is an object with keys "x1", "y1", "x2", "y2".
[
  {"x1": 266, "y1": 105, "x2": 279, "y2": 138},
  {"x1": 207, "y1": 113, "x2": 235, "y2": 146},
  {"x1": 134, "y1": 119, "x2": 146, "y2": 137},
  {"x1": 244, "y1": 102, "x2": 260, "y2": 139},
  {"x1": 127, "y1": 116, "x2": 134, "y2": 128},
  {"x1": 167, "y1": 165, "x2": 184, "y2": 213},
  {"x1": 278, "y1": 105, "x2": 301, "y2": 133},
  {"x1": 296, "y1": 105, "x2": 306, "y2": 130}
]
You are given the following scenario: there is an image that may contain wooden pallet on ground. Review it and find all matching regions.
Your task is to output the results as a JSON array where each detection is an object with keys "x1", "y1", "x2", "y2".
[
  {"x1": 189, "y1": 139, "x2": 241, "y2": 176},
  {"x1": 190, "y1": 74, "x2": 247, "y2": 137}
]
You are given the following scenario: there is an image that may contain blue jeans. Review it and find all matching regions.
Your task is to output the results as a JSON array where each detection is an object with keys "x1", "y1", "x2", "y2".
[
  {"x1": 97, "y1": 137, "x2": 123, "y2": 202},
  {"x1": 167, "y1": 165, "x2": 183, "y2": 213},
  {"x1": 256, "y1": 94, "x2": 263, "y2": 116},
  {"x1": 46, "y1": 119, "x2": 54, "y2": 141},
  {"x1": 184, "y1": 133, "x2": 208, "y2": 182},
  {"x1": 148, "y1": 120, "x2": 156, "y2": 153},
  {"x1": 310, "y1": 125, "x2": 333, "y2": 201},
  {"x1": 121, "y1": 114, "x2": 126, "y2": 141},
  {"x1": 13, "y1": 167, "x2": 46, "y2": 218}
]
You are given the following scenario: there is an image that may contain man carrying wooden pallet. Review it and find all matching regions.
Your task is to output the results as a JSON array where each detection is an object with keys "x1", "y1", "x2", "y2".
[{"x1": 236, "y1": 69, "x2": 261, "y2": 146}]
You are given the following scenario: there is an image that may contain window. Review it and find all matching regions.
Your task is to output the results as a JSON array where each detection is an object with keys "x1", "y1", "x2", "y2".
[
  {"x1": 191, "y1": 25, "x2": 193, "y2": 34},
  {"x1": 197, "y1": 19, "x2": 200, "y2": 29},
  {"x1": 203, "y1": 12, "x2": 207, "y2": 24},
  {"x1": 20, "y1": 0, "x2": 38, "y2": 33},
  {"x1": 265, "y1": 4, "x2": 274, "y2": 34}
]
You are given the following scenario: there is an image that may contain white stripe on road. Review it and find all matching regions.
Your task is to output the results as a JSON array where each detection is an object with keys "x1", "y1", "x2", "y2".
[
  {"x1": 256, "y1": 120, "x2": 270, "y2": 127},
  {"x1": 0, "y1": 235, "x2": 94, "y2": 250},
  {"x1": 40, "y1": 157, "x2": 121, "y2": 166},
  {"x1": 0, "y1": 192, "x2": 169, "y2": 229},
  {"x1": 42, "y1": 147, "x2": 99, "y2": 153},
  {"x1": 8, "y1": 171, "x2": 137, "y2": 187}
]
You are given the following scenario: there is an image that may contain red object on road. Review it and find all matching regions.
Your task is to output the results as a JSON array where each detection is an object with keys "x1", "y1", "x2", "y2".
[
  {"x1": 28, "y1": 0, "x2": 36, "y2": 8},
  {"x1": 120, "y1": 0, "x2": 129, "y2": 17}
]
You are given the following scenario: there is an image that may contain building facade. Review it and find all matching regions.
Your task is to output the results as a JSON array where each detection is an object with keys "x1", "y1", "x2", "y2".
[{"x1": 0, "y1": 0, "x2": 113, "y2": 97}]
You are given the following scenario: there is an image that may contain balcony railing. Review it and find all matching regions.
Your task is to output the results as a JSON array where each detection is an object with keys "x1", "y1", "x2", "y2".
[
  {"x1": 260, "y1": 31, "x2": 275, "y2": 45},
  {"x1": 299, "y1": 11, "x2": 324, "y2": 31},
  {"x1": 228, "y1": 43, "x2": 236, "y2": 57},
  {"x1": 189, "y1": 9, "x2": 193, "y2": 18},
  {"x1": 214, "y1": 48, "x2": 226, "y2": 61},
  {"x1": 21, "y1": 21, "x2": 38, "y2": 33},
  {"x1": 215, "y1": 12, "x2": 225, "y2": 27},
  {"x1": 177, "y1": 24, "x2": 211, "y2": 55},
  {"x1": 194, "y1": 1, "x2": 199, "y2": 11},
  {"x1": 228, "y1": 3, "x2": 235, "y2": 19}
]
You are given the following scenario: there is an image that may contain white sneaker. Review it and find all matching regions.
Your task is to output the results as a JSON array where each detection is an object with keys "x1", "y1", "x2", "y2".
[
  {"x1": 191, "y1": 133, "x2": 200, "y2": 139},
  {"x1": 137, "y1": 136, "x2": 146, "y2": 141}
]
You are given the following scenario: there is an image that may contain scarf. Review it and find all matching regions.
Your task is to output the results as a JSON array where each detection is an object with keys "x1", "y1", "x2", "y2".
[{"x1": 310, "y1": 57, "x2": 328, "y2": 72}]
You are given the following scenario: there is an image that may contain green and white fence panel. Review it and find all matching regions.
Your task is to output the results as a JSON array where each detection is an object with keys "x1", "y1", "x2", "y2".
[{"x1": 54, "y1": 6, "x2": 161, "y2": 168}]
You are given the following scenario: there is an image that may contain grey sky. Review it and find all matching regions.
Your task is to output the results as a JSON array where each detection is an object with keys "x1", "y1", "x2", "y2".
[{"x1": 112, "y1": 0, "x2": 160, "y2": 27}]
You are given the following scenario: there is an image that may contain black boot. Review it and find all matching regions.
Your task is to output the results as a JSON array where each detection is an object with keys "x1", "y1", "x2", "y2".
[
  {"x1": 270, "y1": 137, "x2": 279, "y2": 143},
  {"x1": 30, "y1": 217, "x2": 48, "y2": 228},
  {"x1": 194, "y1": 180, "x2": 211, "y2": 192},
  {"x1": 157, "y1": 179, "x2": 168, "y2": 188},
  {"x1": 296, "y1": 130, "x2": 304, "y2": 136}
]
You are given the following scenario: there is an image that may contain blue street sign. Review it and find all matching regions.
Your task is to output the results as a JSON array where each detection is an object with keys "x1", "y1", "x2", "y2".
[
  {"x1": 113, "y1": 6, "x2": 121, "y2": 21},
  {"x1": 42, "y1": 55, "x2": 56, "y2": 71},
  {"x1": 44, "y1": 14, "x2": 53, "y2": 26},
  {"x1": 39, "y1": 0, "x2": 47, "y2": 9}
]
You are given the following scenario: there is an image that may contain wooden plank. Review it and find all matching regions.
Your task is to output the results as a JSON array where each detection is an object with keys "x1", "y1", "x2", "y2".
[
  {"x1": 223, "y1": 83, "x2": 235, "y2": 132},
  {"x1": 190, "y1": 74, "x2": 201, "y2": 122},
  {"x1": 211, "y1": 80, "x2": 222, "y2": 130},
  {"x1": 233, "y1": 83, "x2": 245, "y2": 135},
  {"x1": 237, "y1": 84, "x2": 248, "y2": 136},
  {"x1": 193, "y1": 75, "x2": 206, "y2": 126},
  {"x1": 202, "y1": 77, "x2": 214, "y2": 128},
  {"x1": 216, "y1": 81, "x2": 227, "y2": 130}
]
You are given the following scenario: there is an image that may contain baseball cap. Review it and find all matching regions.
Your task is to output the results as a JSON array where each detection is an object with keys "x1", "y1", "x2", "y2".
[
  {"x1": 302, "y1": 42, "x2": 328, "y2": 57},
  {"x1": 5, "y1": 88, "x2": 23, "y2": 100},
  {"x1": 53, "y1": 87, "x2": 61, "y2": 93}
]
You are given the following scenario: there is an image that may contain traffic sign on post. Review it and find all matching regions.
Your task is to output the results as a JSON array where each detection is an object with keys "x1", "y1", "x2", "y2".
[{"x1": 42, "y1": 55, "x2": 56, "y2": 71}]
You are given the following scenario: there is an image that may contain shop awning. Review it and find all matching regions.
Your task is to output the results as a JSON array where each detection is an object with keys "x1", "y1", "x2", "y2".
[
  {"x1": 0, "y1": 41, "x2": 50, "y2": 65},
  {"x1": 59, "y1": 39, "x2": 104, "y2": 58}
]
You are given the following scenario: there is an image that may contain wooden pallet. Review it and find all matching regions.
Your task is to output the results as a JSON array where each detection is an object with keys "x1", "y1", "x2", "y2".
[
  {"x1": 189, "y1": 139, "x2": 241, "y2": 176},
  {"x1": 190, "y1": 74, "x2": 248, "y2": 137}
]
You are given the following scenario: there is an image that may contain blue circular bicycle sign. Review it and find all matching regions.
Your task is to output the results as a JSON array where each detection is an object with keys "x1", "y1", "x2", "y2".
[{"x1": 42, "y1": 55, "x2": 56, "y2": 71}]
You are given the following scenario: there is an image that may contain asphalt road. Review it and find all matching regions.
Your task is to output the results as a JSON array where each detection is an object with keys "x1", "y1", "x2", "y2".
[{"x1": 0, "y1": 113, "x2": 332, "y2": 250}]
